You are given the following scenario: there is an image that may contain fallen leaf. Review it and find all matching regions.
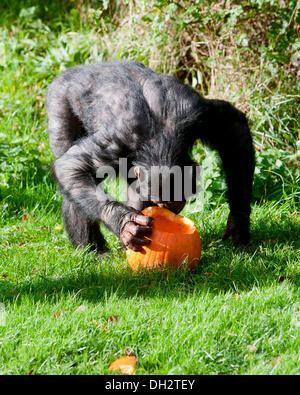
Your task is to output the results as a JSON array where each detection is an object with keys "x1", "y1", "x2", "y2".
[
  {"x1": 55, "y1": 224, "x2": 63, "y2": 231},
  {"x1": 53, "y1": 312, "x2": 62, "y2": 319},
  {"x1": 90, "y1": 320, "x2": 100, "y2": 326},
  {"x1": 106, "y1": 315, "x2": 119, "y2": 324},
  {"x1": 262, "y1": 239, "x2": 278, "y2": 245},
  {"x1": 272, "y1": 357, "x2": 281, "y2": 367},
  {"x1": 246, "y1": 344, "x2": 257, "y2": 352},
  {"x1": 234, "y1": 293, "x2": 241, "y2": 299},
  {"x1": 38, "y1": 142, "x2": 45, "y2": 151},
  {"x1": 76, "y1": 304, "x2": 86, "y2": 312},
  {"x1": 89, "y1": 320, "x2": 107, "y2": 331},
  {"x1": 22, "y1": 214, "x2": 29, "y2": 221},
  {"x1": 109, "y1": 356, "x2": 136, "y2": 375},
  {"x1": 278, "y1": 276, "x2": 292, "y2": 282}
]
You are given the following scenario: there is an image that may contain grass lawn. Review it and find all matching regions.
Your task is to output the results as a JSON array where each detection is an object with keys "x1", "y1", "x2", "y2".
[
  {"x1": 1, "y1": 188, "x2": 299, "y2": 374},
  {"x1": 0, "y1": 0, "x2": 299, "y2": 375}
]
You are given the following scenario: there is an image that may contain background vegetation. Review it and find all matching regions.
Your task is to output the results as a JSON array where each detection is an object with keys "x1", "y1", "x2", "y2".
[{"x1": 0, "y1": 0, "x2": 299, "y2": 375}]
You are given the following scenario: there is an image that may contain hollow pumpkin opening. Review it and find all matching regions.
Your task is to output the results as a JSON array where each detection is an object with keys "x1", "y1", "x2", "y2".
[{"x1": 142, "y1": 207, "x2": 195, "y2": 235}]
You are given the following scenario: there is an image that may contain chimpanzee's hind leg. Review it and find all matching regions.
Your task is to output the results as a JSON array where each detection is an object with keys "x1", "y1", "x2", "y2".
[{"x1": 62, "y1": 197, "x2": 108, "y2": 254}]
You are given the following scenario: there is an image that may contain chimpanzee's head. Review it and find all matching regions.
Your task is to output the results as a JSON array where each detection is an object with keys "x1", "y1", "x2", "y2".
[{"x1": 132, "y1": 133, "x2": 199, "y2": 214}]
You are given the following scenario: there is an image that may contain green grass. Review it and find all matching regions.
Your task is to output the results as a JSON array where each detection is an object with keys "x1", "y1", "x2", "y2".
[
  {"x1": 1, "y1": 194, "x2": 299, "y2": 374},
  {"x1": 0, "y1": 0, "x2": 299, "y2": 375}
]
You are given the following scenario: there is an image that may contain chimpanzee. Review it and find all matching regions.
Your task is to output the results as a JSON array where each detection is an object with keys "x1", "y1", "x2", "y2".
[{"x1": 47, "y1": 60, "x2": 255, "y2": 254}]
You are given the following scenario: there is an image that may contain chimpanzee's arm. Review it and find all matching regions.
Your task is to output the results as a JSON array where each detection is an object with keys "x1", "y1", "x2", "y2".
[
  {"x1": 52, "y1": 135, "x2": 153, "y2": 250},
  {"x1": 198, "y1": 100, "x2": 255, "y2": 245}
]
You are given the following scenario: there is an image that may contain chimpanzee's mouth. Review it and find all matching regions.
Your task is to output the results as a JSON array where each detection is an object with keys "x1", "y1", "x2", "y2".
[{"x1": 155, "y1": 201, "x2": 185, "y2": 214}]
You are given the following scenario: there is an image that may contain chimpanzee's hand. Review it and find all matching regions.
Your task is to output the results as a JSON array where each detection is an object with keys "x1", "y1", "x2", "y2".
[
  {"x1": 120, "y1": 209, "x2": 153, "y2": 252},
  {"x1": 222, "y1": 212, "x2": 250, "y2": 246}
]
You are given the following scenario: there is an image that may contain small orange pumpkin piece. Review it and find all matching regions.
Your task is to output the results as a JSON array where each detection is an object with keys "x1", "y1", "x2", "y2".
[
  {"x1": 109, "y1": 356, "x2": 136, "y2": 374},
  {"x1": 126, "y1": 206, "x2": 201, "y2": 270}
]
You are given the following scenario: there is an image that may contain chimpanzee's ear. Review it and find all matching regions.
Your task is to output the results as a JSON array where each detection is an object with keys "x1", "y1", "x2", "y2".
[
  {"x1": 134, "y1": 166, "x2": 140, "y2": 179},
  {"x1": 134, "y1": 165, "x2": 147, "y2": 182}
]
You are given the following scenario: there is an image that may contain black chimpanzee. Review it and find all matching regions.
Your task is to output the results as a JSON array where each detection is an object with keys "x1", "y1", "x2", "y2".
[{"x1": 47, "y1": 60, "x2": 255, "y2": 254}]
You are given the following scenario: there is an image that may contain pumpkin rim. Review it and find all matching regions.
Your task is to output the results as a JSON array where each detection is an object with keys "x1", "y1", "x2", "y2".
[{"x1": 142, "y1": 206, "x2": 197, "y2": 235}]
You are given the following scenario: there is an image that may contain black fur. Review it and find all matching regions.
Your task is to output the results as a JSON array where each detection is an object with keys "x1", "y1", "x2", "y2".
[{"x1": 47, "y1": 60, "x2": 255, "y2": 251}]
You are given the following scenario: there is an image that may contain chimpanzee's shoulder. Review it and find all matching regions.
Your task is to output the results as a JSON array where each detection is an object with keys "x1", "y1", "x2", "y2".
[{"x1": 52, "y1": 61, "x2": 151, "y2": 83}]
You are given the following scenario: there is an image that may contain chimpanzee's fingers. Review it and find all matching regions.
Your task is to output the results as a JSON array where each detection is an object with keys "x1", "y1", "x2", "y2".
[
  {"x1": 128, "y1": 245, "x2": 144, "y2": 252},
  {"x1": 222, "y1": 214, "x2": 236, "y2": 242},
  {"x1": 121, "y1": 230, "x2": 151, "y2": 247},
  {"x1": 132, "y1": 214, "x2": 154, "y2": 227},
  {"x1": 125, "y1": 221, "x2": 152, "y2": 236},
  {"x1": 136, "y1": 226, "x2": 152, "y2": 236},
  {"x1": 233, "y1": 229, "x2": 250, "y2": 246},
  {"x1": 222, "y1": 229, "x2": 231, "y2": 241},
  {"x1": 130, "y1": 235, "x2": 151, "y2": 245},
  {"x1": 232, "y1": 232, "x2": 240, "y2": 246}
]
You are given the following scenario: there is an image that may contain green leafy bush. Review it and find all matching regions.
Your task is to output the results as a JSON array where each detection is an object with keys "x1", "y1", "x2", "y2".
[
  {"x1": 191, "y1": 144, "x2": 299, "y2": 209},
  {"x1": 0, "y1": 0, "x2": 298, "y2": 212}
]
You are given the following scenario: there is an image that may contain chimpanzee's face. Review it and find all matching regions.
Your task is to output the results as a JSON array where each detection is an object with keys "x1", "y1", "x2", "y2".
[
  {"x1": 154, "y1": 200, "x2": 186, "y2": 214},
  {"x1": 134, "y1": 164, "x2": 198, "y2": 214}
]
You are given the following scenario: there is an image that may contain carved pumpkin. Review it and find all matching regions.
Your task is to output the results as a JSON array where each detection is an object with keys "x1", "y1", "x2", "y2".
[
  {"x1": 109, "y1": 356, "x2": 136, "y2": 374},
  {"x1": 126, "y1": 206, "x2": 201, "y2": 270}
]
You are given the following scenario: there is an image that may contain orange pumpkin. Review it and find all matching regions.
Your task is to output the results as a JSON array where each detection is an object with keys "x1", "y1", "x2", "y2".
[
  {"x1": 109, "y1": 356, "x2": 136, "y2": 374},
  {"x1": 126, "y1": 206, "x2": 201, "y2": 270}
]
